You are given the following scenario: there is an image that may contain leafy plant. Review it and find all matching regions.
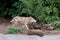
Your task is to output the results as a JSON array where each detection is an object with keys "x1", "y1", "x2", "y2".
[
  {"x1": 7, "y1": 27, "x2": 18, "y2": 34},
  {"x1": 54, "y1": 24, "x2": 60, "y2": 30},
  {"x1": 0, "y1": 0, "x2": 60, "y2": 25},
  {"x1": 7, "y1": 26, "x2": 24, "y2": 34},
  {"x1": 51, "y1": 21, "x2": 60, "y2": 30}
]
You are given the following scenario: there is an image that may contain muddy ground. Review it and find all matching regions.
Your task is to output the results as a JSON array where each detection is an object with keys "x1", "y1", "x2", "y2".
[{"x1": 0, "y1": 17, "x2": 60, "y2": 35}]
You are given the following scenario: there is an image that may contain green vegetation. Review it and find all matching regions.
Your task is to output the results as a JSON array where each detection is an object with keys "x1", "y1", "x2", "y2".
[
  {"x1": 7, "y1": 27, "x2": 18, "y2": 34},
  {"x1": 53, "y1": 22, "x2": 60, "y2": 30},
  {"x1": 54, "y1": 24, "x2": 60, "y2": 30},
  {"x1": 0, "y1": 0, "x2": 60, "y2": 29},
  {"x1": 7, "y1": 27, "x2": 24, "y2": 34}
]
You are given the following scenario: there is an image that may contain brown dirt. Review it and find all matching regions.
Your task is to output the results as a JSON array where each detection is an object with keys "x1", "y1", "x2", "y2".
[
  {"x1": 0, "y1": 17, "x2": 11, "y2": 34},
  {"x1": 0, "y1": 17, "x2": 60, "y2": 35},
  {"x1": 43, "y1": 30, "x2": 60, "y2": 35}
]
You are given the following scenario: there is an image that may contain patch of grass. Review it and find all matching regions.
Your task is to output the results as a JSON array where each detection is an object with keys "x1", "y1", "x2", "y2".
[
  {"x1": 7, "y1": 26, "x2": 24, "y2": 34},
  {"x1": 18, "y1": 28, "x2": 24, "y2": 33},
  {"x1": 7, "y1": 27, "x2": 18, "y2": 34},
  {"x1": 54, "y1": 24, "x2": 60, "y2": 30}
]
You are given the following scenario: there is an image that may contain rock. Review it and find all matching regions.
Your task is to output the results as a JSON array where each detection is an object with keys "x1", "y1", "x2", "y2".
[
  {"x1": 41, "y1": 24, "x2": 54, "y2": 30},
  {"x1": 28, "y1": 29, "x2": 44, "y2": 37},
  {"x1": 27, "y1": 22, "x2": 41, "y2": 29}
]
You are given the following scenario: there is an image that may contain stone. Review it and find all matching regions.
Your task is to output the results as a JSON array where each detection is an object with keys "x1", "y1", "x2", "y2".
[{"x1": 41, "y1": 24, "x2": 54, "y2": 30}]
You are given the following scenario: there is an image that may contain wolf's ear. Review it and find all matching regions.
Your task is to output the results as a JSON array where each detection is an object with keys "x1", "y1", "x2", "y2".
[
  {"x1": 29, "y1": 16, "x2": 32, "y2": 18},
  {"x1": 29, "y1": 16, "x2": 31, "y2": 17}
]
